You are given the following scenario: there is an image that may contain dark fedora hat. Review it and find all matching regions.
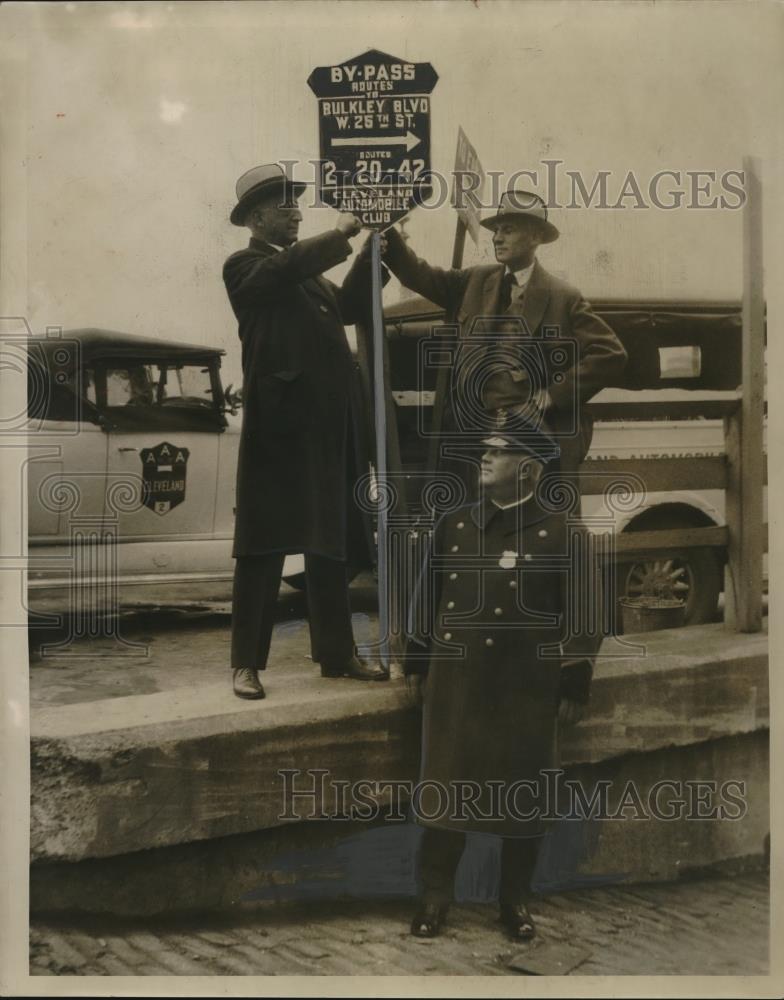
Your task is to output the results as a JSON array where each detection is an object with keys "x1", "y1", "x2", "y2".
[
  {"x1": 230, "y1": 163, "x2": 308, "y2": 226},
  {"x1": 480, "y1": 189, "x2": 559, "y2": 243}
]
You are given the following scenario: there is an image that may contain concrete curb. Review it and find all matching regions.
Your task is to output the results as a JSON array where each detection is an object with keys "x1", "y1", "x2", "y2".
[{"x1": 31, "y1": 623, "x2": 768, "y2": 869}]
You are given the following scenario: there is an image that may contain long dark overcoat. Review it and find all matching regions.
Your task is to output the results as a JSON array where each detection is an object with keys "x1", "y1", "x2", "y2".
[
  {"x1": 405, "y1": 496, "x2": 603, "y2": 837},
  {"x1": 384, "y1": 227, "x2": 627, "y2": 477},
  {"x1": 223, "y1": 232, "x2": 374, "y2": 560}
]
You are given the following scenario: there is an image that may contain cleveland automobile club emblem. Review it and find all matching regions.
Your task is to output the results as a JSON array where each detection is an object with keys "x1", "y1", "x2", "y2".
[{"x1": 140, "y1": 441, "x2": 189, "y2": 516}]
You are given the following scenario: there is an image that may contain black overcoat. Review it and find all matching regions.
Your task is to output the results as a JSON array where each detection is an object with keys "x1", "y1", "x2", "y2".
[
  {"x1": 223, "y1": 232, "x2": 374, "y2": 560},
  {"x1": 405, "y1": 496, "x2": 604, "y2": 837}
]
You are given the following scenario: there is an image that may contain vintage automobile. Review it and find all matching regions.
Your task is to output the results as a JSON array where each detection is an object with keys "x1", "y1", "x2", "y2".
[
  {"x1": 382, "y1": 293, "x2": 767, "y2": 628},
  {"x1": 25, "y1": 299, "x2": 762, "y2": 627},
  {"x1": 26, "y1": 329, "x2": 248, "y2": 617}
]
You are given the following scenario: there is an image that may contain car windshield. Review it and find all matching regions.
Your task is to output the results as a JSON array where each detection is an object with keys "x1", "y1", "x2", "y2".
[
  {"x1": 97, "y1": 359, "x2": 224, "y2": 431},
  {"x1": 104, "y1": 363, "x2": 214, "y2": 408}
]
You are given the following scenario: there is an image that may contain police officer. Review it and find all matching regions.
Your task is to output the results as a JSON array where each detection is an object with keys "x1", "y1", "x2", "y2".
[{"x1": 405, "y1": 421, "x2": 603, "y2": 939}]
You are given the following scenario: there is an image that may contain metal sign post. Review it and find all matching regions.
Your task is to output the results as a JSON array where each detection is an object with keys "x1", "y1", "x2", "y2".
[
  {"x1": 308, "y1": 50, "x2": 438, "y2": 669},
  {"x1": 369, "y1": 231, "x2": 389, "y2": 665}
]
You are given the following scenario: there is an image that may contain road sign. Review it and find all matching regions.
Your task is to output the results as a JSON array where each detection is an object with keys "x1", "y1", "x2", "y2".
[
  {"x1": 307, "y1": 49, "x2": 438, "y2": 231},
  {"x1": 452, "y1": 126, "x2": 486, "y2": 244}
]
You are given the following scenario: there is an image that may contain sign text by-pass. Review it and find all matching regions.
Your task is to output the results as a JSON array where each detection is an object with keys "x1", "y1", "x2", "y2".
[{"x1": 308, "y1": 49, "x2": 438, "y2": 230}]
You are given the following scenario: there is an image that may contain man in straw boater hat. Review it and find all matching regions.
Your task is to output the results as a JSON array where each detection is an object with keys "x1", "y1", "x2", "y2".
[
  {"x1": 383, "y1": 189, "x2": 627, "y2": 500},
  {"x1": 223, "y1": 163, "x2": 386, "y2": 699},
  {"x1": 404, "y1": 419, "x2": 605, "y2": 940}
]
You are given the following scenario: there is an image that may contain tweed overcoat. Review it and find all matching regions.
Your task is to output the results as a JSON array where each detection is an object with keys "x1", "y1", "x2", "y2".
[
  {"x1": 384, "y1": 228, "x2": 627, "y2": 477},
  {"x1": 223, "y1": 231, "x2": 374, "y2": 560},
  {"x1": 405, "y1": 495, "x2": 603, "y2": 837}
]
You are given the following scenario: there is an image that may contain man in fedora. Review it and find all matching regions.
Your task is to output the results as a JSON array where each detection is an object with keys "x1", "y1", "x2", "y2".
[
  {"x1": 383, "y1": 190, "x2": 627, "y2": 499},
  {"x1": 404, "y1": 422, "x2": 604, "y2": 940},
  {"x1": 223, "y1": 163, "x2": 386, "y2": 699}
]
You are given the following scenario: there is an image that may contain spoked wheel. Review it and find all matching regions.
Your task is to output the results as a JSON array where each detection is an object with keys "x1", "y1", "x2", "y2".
[
  {"x1": 620, "y1": 547, "x2": 722, "y2": 627},
  {"x1": 624, "y1": 557, "x2": 692, "y2": 604}
]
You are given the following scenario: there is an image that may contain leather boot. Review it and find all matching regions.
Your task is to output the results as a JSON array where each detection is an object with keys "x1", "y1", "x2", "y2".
[
  {"x1": 410, "y1": 902, "x2": 448, "y2": 938},
  {"x1": 320, "y1": 654, "x2": 387, "y2": 681},
  {"x1": 232, "y1": 667, "x2": 266, "y2": 700},
  {"x1": 499, "y1": 902, "x2": 536, "y2": 941}
]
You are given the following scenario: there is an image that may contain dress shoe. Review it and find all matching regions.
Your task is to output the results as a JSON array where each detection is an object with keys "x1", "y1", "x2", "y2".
[
  {"x1": 320, "y1": 654, "x2": 387, "y2": 681},
  {"x1": 499, "y1": 902, "x2": 536, "y2": 941},
  {"x1": 410, "y1": 902, "x2": 448, "y2": 938},
  {"x1": 232, "y1": 667, "x2": 265, "y2": 700}
]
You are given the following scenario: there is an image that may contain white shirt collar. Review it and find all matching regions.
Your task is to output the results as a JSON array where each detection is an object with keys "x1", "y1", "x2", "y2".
[
  {"x1": 505, "y1": 260, "x2": 535, "y2": 289},
  {"x1": 268, "y1": 242, "x2": 285, "y2": 253},
  {"x1": 492, "y1": 491, "x2": 534, "y2": 510}
]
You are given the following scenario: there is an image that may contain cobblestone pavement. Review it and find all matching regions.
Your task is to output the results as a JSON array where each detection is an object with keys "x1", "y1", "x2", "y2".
[{"x1": 30, "y1": 870, "x2": 768, "y2": 977}]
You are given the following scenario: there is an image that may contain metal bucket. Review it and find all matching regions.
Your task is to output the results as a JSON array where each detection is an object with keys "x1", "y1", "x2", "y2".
[{"x1": 618, "y1": 596, "x2": 687, "y2": 633}]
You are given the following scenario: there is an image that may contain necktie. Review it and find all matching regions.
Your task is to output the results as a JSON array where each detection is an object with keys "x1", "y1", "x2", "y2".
[{"x1": 498, "y1": 272, "x2": 517, "y2": 313}]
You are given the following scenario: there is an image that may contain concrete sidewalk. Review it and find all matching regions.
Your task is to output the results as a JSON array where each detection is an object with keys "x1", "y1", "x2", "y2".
[
  {"x1": 29, "y1": 604, "x2": 769, "y2": 872},
  {"x1": 28, "y1": 577, "x2": 363, "y2": 708},
  {"x1": 30, "y1": 869, "x2": 769, "y2": 977},
  {"x1": 28, "y1": 585, "x2": 770, "y2": 927}
]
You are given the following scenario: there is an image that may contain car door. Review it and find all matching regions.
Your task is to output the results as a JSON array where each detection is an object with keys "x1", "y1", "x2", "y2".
[
  {"x1": 97, "y1": 357, "x2": 222, "y2": 542},
  {"x1": 26, "y1": 344, "x2": 109, "y2": 607},
  {"x1": 26, "y1": 346, "x2": 108, "y2": 540}
]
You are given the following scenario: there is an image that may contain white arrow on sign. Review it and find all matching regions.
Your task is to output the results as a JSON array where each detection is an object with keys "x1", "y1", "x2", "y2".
[{"x1": 332, "y1": 130, "x2": 421, "y2": 153}]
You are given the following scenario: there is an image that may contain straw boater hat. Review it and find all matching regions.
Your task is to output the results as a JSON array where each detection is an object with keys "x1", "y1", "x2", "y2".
[
  {"x1": 480, "y1": 189, "x2": 559, "y2": 243},
  {"x1": 230, "y1": 163, "x2": 308, "y2": 226}
]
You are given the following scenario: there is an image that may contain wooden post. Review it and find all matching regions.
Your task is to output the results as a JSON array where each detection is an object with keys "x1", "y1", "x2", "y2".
[
  {"x1": 723, "y1": 156, "x2": 764, "y2": 632},
  {"x1": 451, "y1": 217, "x2": 468, "y2": 270}
]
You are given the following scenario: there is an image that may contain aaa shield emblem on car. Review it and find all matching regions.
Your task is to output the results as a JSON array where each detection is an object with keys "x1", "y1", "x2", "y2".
[{"x1": 140, "y1": 441, "x2": 190, "y2": 516}]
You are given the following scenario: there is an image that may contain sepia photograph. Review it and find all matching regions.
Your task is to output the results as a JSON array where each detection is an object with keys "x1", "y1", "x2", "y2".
[{"x1": 0, "y1": 0, "x2": 781, "y2": 994}]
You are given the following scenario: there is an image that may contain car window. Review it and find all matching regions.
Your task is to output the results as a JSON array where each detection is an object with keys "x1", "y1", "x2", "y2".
[
  {"x1": 96, "y1": 359, "x2": 224, "y2": 431},
  {"x1": 26, "y1": 350, "x2": 100, "y2": 424},
  {"x1": 106, "y1": 366, "x2": 155, "y2": 407},
  {"x1": 83, "y1": 368, "x2": 97, "y2": 406},
  {"x1": 104, "y1": 363, "x2": 214, "y2": 408}
]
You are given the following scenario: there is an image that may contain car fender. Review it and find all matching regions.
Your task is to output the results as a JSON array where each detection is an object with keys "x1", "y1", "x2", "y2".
[{"x1": 581, "y1": 489, "x2": 725, "y2": 535}]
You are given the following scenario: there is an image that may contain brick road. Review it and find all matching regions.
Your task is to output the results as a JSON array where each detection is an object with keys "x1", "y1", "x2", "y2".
[{"x1": 30, "y1": 869, "x2": 768, "y2": 977}]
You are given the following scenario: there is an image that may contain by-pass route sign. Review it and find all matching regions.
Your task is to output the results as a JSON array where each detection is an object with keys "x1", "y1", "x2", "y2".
[{"x1": 307, "y1": 49, "x2": 438, "y2": 230}]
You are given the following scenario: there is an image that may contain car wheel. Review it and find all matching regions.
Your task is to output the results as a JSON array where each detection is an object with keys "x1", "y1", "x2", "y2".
[{"x1": 617, "y1": 519, "x2": 723, "y2": 628}]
